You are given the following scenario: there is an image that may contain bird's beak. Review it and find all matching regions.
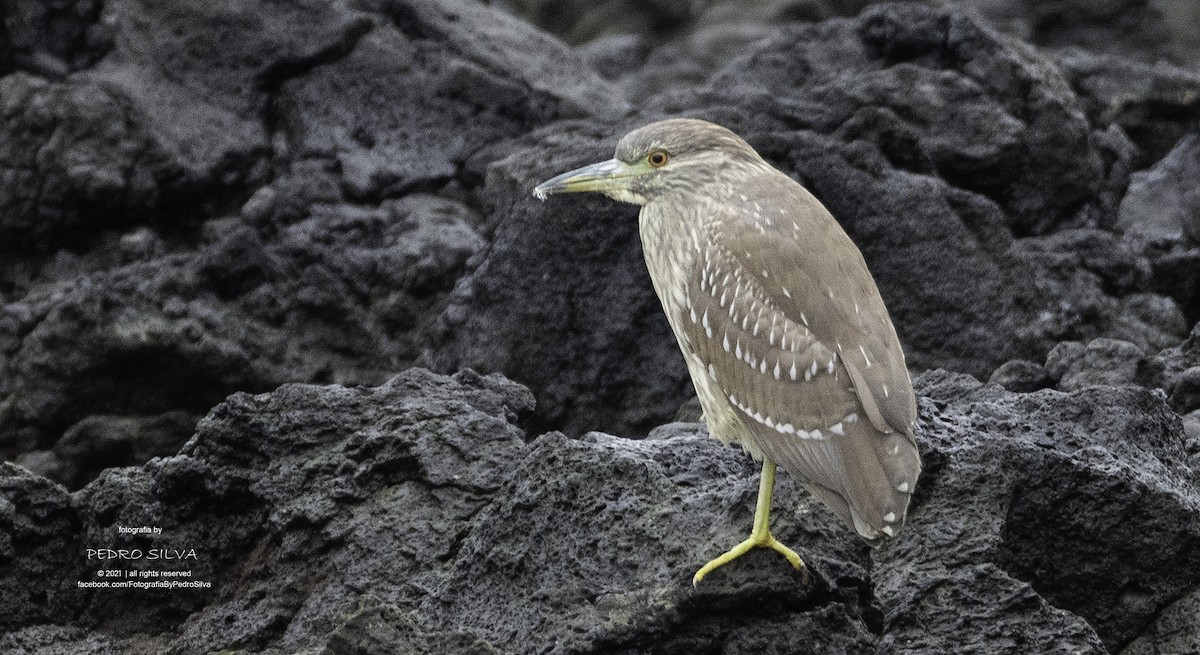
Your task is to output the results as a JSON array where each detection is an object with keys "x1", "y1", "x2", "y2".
[{"x1": 532, "y1": 158, "x2": 636, "y2": 200}]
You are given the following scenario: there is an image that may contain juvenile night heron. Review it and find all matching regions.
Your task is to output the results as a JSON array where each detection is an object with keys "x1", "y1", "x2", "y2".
[{"x1": 533, "y1": 118, "x2": 920, "y2": 585}]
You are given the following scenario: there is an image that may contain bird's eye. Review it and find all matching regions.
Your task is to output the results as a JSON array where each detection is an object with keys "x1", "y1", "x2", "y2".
[{"x1": 647, "y1": 151, "x2": 669, "y2": 168}]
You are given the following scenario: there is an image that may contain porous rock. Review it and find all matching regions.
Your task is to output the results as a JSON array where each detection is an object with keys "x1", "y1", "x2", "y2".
[
  {"x1": 1050, "y1": 337, "x2": 1148, "y2": 391},
  {"x1": 987, "y1": 359, "x2": 1052, "y2": 392},
  {"x1": 1118, "y1": 134, "x2": 1200, "y2": 243},
  {"x1": 0, "y1": 368, "x2": 1196, "y2": 653},
  {"x1": 1, "y1": 0, "x2": 621, "y2": 486}
]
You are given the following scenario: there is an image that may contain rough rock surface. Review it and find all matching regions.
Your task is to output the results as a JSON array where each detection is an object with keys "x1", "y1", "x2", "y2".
[
  {"x1": 1118, "y1": 134, "x2": 1200, "y2": 243},
  {"x1": 1, "y1": 368, "x2": 1197, "y2": 653},
  {"x1": 2, "y1": 0, "x2": 623, "y2": 481},
  {"x1": 2, "y1": 0, "x2": 1200, "y2": 652}
]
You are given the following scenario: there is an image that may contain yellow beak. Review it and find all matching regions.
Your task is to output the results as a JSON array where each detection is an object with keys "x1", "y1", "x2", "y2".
[{"x1": 532, "y1": 159, "x2": 636, "y2": 199}]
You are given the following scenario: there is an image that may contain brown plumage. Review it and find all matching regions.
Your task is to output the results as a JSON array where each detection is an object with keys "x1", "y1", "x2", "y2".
[{"x1": 535, "y1": 118, "x2": 920, "y2": 578}]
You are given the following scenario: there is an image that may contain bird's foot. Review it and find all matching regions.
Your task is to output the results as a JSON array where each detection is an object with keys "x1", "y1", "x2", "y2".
[{"x1": 691, "y1": 531, "x2": 805, "y2": 586}]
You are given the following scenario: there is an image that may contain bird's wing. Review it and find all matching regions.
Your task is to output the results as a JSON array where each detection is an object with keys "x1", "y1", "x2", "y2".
[
  {"x1": 725, "y1": 177, "x2": 916, "y2": 436},
  {"x1": 674, "y1": 181, "x2": 918, "y2": 540}
]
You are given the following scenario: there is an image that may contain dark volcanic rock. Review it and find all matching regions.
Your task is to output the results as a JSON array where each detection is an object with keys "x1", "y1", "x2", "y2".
[
  {"x1": 1059, "y1": 51, "x2": 1200, "y2": 171},
  {"x1": 987, "y1": 358, "x2": 1052, "y2": 392},
  {"x1": 886, "y1": 371, "x2": 1199, "y2": 653},
  {"x1": 1047, "y1": 337, "x2": 1147, "y2": 391},
  {"x1": 1, "y1": 369, "x2": 537, "y2": 653},
  {"x1": 0, "y1": 0, "x2": 110, "y2": 78},
  {"x1": 1, "y1": 0, "x2": 623, "y2": 485},
  {"x1": 1149, "y1": 321, "x2": 1200, "y2": 414},
  {"x1": 1118, "y1": 134, "x2": 1200, "y2": 243},
  {"x1": 2, "y1": 369, "x2": 1196, "y2": 653}
]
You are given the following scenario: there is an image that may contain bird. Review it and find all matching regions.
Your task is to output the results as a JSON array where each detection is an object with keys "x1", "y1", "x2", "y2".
[{"x1": 533, "y1": 118, "x2": 920, "y2": 586}]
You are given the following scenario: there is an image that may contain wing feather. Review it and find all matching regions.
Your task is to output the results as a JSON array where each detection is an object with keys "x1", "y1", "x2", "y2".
[{"x1": 673, "y1": 173, "x2": 919, "y2": 541}]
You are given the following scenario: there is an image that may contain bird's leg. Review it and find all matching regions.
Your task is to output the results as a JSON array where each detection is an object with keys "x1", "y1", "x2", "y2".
[{"x1": 692, "y1": 459, "x2": 805, "y2": 586}]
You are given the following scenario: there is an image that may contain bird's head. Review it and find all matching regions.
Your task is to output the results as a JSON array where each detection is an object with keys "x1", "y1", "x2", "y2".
[{"x1": 533, "y1": 118, "x2": 767, "y2": 206}]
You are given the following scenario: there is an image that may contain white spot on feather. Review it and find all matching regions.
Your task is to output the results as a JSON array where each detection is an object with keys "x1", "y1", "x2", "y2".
[
  {"x1": 829, "y1": 422, "x2": 844, "y2": 435},
  {"x1": 897, "y1": 482, "x2": 910, "y2": 493},
  {"x1": 773, "y1": 360, "x2": 781, "y2": 380},
  {"x1": 702, "y1": 309, "x2": 712, "y2": 338},
  {"x1": 722, "y1": 332, "x2": 730, "y2": 353},
  {"x1": 881, "y1": 525, "x2": 896, "y2": 537},
  {"x1": 884, "y1": 512, "x2": 896, "y2": 523},
  {"x1": 789, "y1": 360, "x2": 797, "y2": 380},
  {"x1": 859, "y1": 344, "x2": 871, "y2": 368}
]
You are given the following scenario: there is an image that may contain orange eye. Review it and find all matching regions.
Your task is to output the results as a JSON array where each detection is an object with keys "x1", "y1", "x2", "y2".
[{"x1": 647, "y1": 151, "x2": 669, "y2": 168}]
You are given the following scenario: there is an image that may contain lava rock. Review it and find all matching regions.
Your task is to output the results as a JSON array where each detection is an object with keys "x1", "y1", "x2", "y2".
[
  {"x1": 1058, "y1": 51, "x2": 1200, "y2": 170},
  {"x1": 2, "y1": 368, "x2": 1197, "y2": 653},
  {"x1": 988, "y1": 359, "x2": 1052, "y2": 392},
  {"x1": 1048, "y1": 337, "x2": 1149, "y2": 391},
  {"x1": 891, "y1": 370, "x2": 1199, "y2": 653},
  {"x1": 1, "y1": 0, "x2": 622, "y2": 486},
  {"x1": 0, "y1": 0, "x2": 110, "y2": 77},
  {"x1": 1147, "y1": 321, "x2": 1200, "y2": 412},
  {"x1": 1118, "y1": 134, "x2": 1200, "y2": 243}
]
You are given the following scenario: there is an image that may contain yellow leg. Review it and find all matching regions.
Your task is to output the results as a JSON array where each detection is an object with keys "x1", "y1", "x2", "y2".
[{"x1": 692, "y1": 459, "x2": 805, "y2": 586}]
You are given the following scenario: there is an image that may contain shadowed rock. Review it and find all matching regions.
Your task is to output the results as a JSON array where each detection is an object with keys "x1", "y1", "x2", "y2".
[
  {"x1": 1, "y1": 368, "x2": 1197, "y2": 653},
  {"x1": 1, "y1": 0, "x2": 623, "y2": 484}
]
